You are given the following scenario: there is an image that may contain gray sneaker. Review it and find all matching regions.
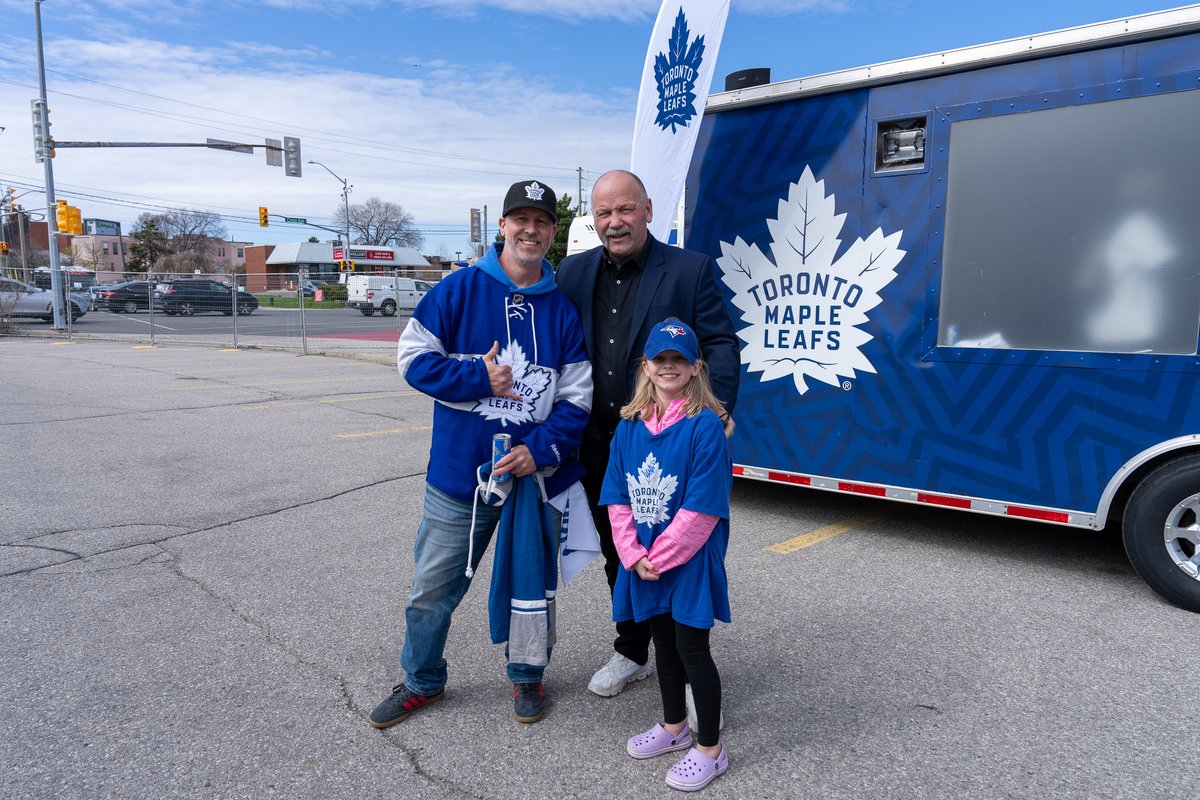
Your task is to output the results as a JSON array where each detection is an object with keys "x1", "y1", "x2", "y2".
[
  {"x1": 368, "y1": 684, "x2": 444, "y2": 729},
  {"x1": 588, "y1": 653, "x2": 653, "y2": 697}
]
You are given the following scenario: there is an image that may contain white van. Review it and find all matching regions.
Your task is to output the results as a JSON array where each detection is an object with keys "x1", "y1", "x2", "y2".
[
  {"x1": 565, "y1": 215, "x2": 677, "y2": 257},
  {"x1": 565, "y1": 216, "x2": 602, "y2": 258},
  {"x1": 345, "y1": 274, "x2": 432, "y2": 316}
]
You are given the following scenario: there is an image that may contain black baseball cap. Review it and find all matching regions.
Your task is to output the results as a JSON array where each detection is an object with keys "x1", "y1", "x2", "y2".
[{"x1": 502, "y1": 180, "x2": 558, "y2": 223}]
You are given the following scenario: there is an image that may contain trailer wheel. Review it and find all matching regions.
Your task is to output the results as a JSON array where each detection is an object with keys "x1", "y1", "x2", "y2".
[{"x1": 1123, "y1": 455, "x2": 1200, "y2": 612}]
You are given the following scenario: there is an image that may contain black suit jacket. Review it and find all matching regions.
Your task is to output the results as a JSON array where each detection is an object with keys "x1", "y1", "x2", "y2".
[{"x1": 557, "y1": 236, "x2": 740, "y2": 463}]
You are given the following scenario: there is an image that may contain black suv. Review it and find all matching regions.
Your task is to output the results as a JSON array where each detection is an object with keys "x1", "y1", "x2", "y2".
[
  {"x1": 155, "y1": 279, "x2": 259, "y2": 316},
  {"x1": 101, "y1": 281, "x2": 153, "y2": 313}
]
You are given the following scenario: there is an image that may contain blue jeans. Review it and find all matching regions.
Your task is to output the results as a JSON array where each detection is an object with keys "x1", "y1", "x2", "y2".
[{"x1": 401, "y1": 483, "x2": 557, "y2": 694}]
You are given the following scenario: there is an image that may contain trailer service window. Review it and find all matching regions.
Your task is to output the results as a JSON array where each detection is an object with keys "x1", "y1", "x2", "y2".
[{"x1": 937, "y1": 88, "x2": 1200, "y2": 356}]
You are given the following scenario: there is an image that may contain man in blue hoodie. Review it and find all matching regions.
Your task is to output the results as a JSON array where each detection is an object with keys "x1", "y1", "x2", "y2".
[{"x1": 370, "y1": 180, "x2": 592, "y2": 727}]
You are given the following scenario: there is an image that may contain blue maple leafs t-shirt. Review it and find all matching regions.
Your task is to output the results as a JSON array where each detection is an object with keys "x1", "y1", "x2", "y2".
[{"x1": 600, "y1": 408, "x2": 732, "y2": 628}]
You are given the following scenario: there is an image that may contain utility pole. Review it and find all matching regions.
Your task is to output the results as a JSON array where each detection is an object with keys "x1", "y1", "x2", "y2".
[{"x1": 577, "y1": 167, "x2": 586, "y2": 215}]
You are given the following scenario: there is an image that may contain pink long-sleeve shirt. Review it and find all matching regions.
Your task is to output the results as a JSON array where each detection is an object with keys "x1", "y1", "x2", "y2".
[{"x1": 607, "y1": 397, "x2": 720, "y2": 574}]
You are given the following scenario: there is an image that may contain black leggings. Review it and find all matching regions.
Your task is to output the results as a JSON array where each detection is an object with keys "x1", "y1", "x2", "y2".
[{"x1": 648, "y1": 614, "x2": 722, "y2": 747}]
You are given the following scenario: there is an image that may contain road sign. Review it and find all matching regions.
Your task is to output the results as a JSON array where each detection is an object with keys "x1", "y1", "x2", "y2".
[
  {"x1": 206, "y1": 138, "x2": 254, "y2": 154},
  {"x1": 283, "y1": 217, "x2": 307, "y2": 224}
]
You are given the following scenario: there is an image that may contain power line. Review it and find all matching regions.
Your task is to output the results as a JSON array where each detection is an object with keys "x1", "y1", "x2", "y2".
[{"x1": 0, "y1": 66, "x2": 601, "y2": 178}]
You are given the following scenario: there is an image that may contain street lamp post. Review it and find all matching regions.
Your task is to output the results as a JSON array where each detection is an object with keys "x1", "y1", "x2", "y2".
[{"x1": 307, "y1": 160, "x2": 352, "y2": 270}]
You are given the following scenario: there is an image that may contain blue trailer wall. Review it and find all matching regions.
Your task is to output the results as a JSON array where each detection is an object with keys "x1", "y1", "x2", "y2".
[{"x1": 687, "y1": 31, "x2": 1200, "y2": 516}]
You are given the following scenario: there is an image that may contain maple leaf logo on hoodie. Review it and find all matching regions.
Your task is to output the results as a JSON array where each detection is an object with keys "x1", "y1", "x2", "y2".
[
  {"x1": 626, "y1": 453, "x2": 679, "y2": 526},
  {"x1": 474, "y1": 340, "x2": 551, "y2": 426}
]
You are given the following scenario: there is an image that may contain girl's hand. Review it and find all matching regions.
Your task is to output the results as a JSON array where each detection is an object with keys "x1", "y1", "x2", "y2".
[
  {"x1": 634, "y1": 557, "x2": 660, "y2": 581},
  {"x1": 722, "y1": 413, "x2": 736, "y2": 439}
]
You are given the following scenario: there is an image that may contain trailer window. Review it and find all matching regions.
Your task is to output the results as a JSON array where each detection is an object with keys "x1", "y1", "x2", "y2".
[{"x1": 937, "y1": 89, "x2": 1200, "y2": 355}]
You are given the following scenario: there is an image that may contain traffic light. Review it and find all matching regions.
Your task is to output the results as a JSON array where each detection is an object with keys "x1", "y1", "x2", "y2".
[
  {"x1": 348, "y1": 260, "x2": 356, "y2": 271},
  {"x1": 258, "y1": 206, "x2": 269, "y2": 227},
  {"x1": 337, "y1": 260, "x2": 347, "y2": 271},
  {"x1": 54, "y1": 201, "x2": 83, "y2": 234},
  {"x1": 283, "y1": 137, "x2": 302, "y2": 178},
  {"x1": 0, "y1": 242, "x2": 9, "y2": 255},
  {"x1": 31, "y1": 99, "x2": 53, "y2": 163}
]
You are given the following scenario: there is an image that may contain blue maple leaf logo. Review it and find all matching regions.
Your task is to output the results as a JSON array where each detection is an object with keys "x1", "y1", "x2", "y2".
[{"x1": 653, "y1": 8, "x2": 705, "y2": 133}]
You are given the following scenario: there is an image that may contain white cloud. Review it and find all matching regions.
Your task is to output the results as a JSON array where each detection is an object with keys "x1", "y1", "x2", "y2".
[{"x1": 0, "y1": 25, "x2": 630, "y2": 252}]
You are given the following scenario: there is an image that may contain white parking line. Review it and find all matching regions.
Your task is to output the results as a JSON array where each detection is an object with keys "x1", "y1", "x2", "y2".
[{"x1": 98, "y1": 310, "x2": 176, "y2": 331}]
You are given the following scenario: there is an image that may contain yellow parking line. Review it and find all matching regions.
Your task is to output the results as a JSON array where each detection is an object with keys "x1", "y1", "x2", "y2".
[
  {"x1": 51, "y1": 341, "x2": 74, "y2": 346},
  {"x1": 765, "y1": 513, "x2": 881, "y2": 554},
  {"x1": 338, "y1": 425, "x2": 432, "y2": 439},
  {"x1": 244, "y1": 391, "x2": 419, "y2": 410}
]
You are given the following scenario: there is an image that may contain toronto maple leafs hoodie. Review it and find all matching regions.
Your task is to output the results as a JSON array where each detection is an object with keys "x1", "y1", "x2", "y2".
[{"x1": 397, "y1": 243, "x2": 593, "y2": 503}]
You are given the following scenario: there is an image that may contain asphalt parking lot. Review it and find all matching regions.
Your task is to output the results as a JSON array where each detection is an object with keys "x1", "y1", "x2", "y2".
[{"x1": 3, "y1": 336, "x2": 1198, "y2": 799}]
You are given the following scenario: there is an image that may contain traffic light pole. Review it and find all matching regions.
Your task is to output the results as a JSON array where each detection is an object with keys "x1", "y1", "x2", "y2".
[{"x1": 34, "y1": 0, "x2": 66, "y2": 329}]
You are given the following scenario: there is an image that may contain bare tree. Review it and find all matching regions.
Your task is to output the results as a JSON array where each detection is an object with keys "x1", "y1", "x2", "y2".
[
  {"x1": 335, "y1": 197, "x2": 423, "y2": 248},
  {"x1": 129, "y1": 210, "x2": 229, "y2": 273},
  {"x1": 73, "y1": 238, "x2": 107, "y2": 270}
]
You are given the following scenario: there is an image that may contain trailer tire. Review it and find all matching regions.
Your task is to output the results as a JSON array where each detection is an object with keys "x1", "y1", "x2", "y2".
[{"x1": 1122, "y1": 455, "x2": 1200, "y2": 613}]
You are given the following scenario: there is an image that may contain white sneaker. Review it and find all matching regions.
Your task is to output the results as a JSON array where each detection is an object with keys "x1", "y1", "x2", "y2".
[{"x1": 588, "y1": 653, "x2": 653, "y2": 697}]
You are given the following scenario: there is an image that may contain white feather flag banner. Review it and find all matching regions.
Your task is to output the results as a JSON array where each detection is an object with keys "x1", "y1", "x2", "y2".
[{"x1": 631, "y1": 0, "x2": 732, "y2": 243}]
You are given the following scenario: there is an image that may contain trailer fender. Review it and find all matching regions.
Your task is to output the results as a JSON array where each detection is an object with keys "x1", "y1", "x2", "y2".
[{"x1": 1095, "y1": 435, "x2": 1200, "y2": 527}]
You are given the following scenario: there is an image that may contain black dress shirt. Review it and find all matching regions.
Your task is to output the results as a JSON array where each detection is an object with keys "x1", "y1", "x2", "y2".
[{"x1": 591, "y1": 238, "x2": 650, "y2": 442}]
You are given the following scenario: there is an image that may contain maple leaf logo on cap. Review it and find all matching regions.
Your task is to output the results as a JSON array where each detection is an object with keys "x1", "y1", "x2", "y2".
[{"x1": 524, "y1": 182, "x2": 545, "y2": 201}]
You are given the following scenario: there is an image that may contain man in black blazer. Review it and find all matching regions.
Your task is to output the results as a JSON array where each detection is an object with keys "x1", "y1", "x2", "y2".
[{"x1": 556, "y1": 169, "x2": 739, "y2": 697}]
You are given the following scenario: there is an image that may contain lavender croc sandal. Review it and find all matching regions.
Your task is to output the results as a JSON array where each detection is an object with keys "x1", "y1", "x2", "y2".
[
  {"x1": 665, "y1": 745, "x2": 729, "y2": 792},
  {"x1": 627, "y1": 722, "x2": 693, "y2": 760}
]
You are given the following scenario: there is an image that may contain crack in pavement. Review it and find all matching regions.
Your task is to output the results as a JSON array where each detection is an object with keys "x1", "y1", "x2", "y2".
[
  {"x1": 0, "y1": 471, "x2": 427, "y2": 579},
  {"x1": 14, "y1": 521, "x2": 191, "y2": 545},
  {"x1": 1, "y1": 542, "x2": 82, "y2": 559},
  {"x1": 154, "y1": 541, "x2": 481, "y2": 799}
]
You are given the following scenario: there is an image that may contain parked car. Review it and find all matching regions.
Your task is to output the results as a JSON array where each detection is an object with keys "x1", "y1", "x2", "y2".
[
  {"x1": 101, "y1": 281, "x2": 153, "y2": 313},
  {"x1": 299, "y1": 279, "x2": 320, "y2": 298},
  {"x1": 0, "y1": 278, "x2": 88, "y2": 322},
  {"x1": 87, "y1": 283, "x2": 117, "y2": 310},
  {"x1": 154, "y1": 279, "x2": 258, "y2": 316}
]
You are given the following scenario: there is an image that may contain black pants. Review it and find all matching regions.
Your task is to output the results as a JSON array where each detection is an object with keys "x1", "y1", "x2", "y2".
[
  {"x1": 582, "y1": 460, "x2": 653, "y2": 665},
  {"x1": 648, "y1": 614, "x2": 722, "y2": 747}
]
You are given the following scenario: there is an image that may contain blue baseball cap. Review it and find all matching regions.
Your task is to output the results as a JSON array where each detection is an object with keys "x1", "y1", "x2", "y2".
[{"x1": 644, "y1": 319, "x2": 700, "y2": 364}]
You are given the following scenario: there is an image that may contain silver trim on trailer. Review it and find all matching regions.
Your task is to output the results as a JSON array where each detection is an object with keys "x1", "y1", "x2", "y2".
[{"x1": 707, "y1": 5, "x2": 1200, "y2": 112}]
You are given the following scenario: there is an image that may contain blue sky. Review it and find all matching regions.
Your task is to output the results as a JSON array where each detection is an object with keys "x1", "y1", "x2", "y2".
[{"x1": 0, "y1": 0, "x2": 1185, "y2": 258}]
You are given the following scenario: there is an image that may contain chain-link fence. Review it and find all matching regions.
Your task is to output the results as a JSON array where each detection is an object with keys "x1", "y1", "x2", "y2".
[{"x1": 4, "y1": 269, "x2": 444, "y2": 360}]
